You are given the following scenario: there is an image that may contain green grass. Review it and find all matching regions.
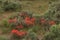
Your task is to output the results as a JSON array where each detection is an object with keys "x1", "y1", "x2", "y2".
[{"x1": 0, "y1": 36, "x2": 8, "y2": 40}]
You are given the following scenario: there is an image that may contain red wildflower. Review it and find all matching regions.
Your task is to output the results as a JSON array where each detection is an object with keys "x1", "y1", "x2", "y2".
[
  {"x1": 11, "y1": 29, "x2": 19, "y2": 34},
  {"x1": 16, "y1": 24, "x2": 24, "y2": 29},
  {"x1": 25, "y1": 17, "x2": 30, "y2": 21},
  {"x1": 8, "y1": 18, "x2": 17, "y2": 23},
  {"x1": 49, "y1": 20, "x2": 56, "y2": 25},
  {"x1": 12, "y1": 18, "x2": 17, "y2": 23},
  {"x1": 40, "y1": 18, "x2": 46, "y2": 23},
  {"x1": 18, "y1": 30, "x2": 27, "y2": 36},
  {"x1": 31, "y1": 17, "x2": 35, "y2": 25},
  {"x1": 8, "y1": 19, "x2": 13, "y2": 23},
  {"x1": 25, "y1": 17, "x2": 35, "y2": 25},
  {"x1": 25, "y1": 17, "x2": 31, "y2": 25},
  {"x1": 31, "y1": 17, "x2": 35, "y2": 22},
  {"x1": 11, "y1": 29, "x2": 20, "y2": 36},
  {"x1": 26, "y1": 20, "x2": 33, "y2": 25},
  {"x1": 11, "y1": 29, "x2": 27, "y2": 36}
]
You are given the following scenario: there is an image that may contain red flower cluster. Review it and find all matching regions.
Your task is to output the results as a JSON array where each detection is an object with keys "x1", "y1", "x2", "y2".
[
  {"x1": 11, "y1": 29, "x2": 18, "y2": 34},
  {"x1": 49, "y1": 20, "x2": 56, "y2": 25},
  {"x1": 8, "y1": 18, "x2": 17, "y2": 23},
  {"x1": 31, "y1": 17, "x2": 35, "y2": 22},
  {"x1": 25, "y1": 17, "x2": 35, "y2": 25},
  {"x1": 11, "y1": 29, "x2": 27, "y2": 36},
  {"x1": 16, "y1": 24, "x2": 24, "y2": 29},
  {"x1": 40, "y1": 18, "x2": 56, "y2": 25},
  {"x1": 40, "y1": 18, "x2": 46, "y2": 24}
]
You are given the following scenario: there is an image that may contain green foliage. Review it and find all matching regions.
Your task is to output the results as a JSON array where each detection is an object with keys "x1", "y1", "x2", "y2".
[
  {"x1": 0, "y1": 0, "x2": 22, "y2": 13},
  {"x1": 2, "y1": 28, "x2": 9, "y2": 34},
  {"x1": 20, "y1": 0, "x2": 36, "y2": 1},
  {"x1": 1, "y1": 19, "x2": 10, "y2": 34},
  {"x1": 0, "y1": 0, "x2": 2, "y2": 4},
  {"x1": 2, "y1": 1, "x2": 21, "y2": 12},
  {"x1": 43, "y1": 2, "x2": 60, "y2": 24},
  {"x1": 42, "y1": 24, "x2": 60, "y2": 40},
  {"x1": 26, "y1": 31, "x2": 39, "y2": 40},
  {"x1": 50, "y1": 0, "x2": 59, "y2": 2},
  {"x1": 32, "y1": 25, "x2": 40, "y2": 33},
  {"x1": 28, "y1": 33, "x2": 38, "y2": 40},
  {"x1": 2, "y1": 19, "x2": 9, "y2": 27},
  {"x1": 0, "y1": 37, "x2": 8, "y2": 40}
]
